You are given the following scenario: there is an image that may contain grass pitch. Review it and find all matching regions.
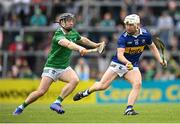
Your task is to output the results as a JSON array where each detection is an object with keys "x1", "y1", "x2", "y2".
[{"x1": 1, "y1": 103, "x2": 180, "y2": 123}]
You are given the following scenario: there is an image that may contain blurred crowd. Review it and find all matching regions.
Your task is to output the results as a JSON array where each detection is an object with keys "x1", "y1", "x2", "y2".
[{"x1": 0, "y1": 0, "x2": 180, "y2": 80}]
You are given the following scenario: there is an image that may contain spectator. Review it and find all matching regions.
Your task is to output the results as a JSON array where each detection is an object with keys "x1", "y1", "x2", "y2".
[
  {"x1": 115, "y1": 8, "x2": 127, "y2": 31},
  {"x1": 30, "y1": 7, "x2": 47, "y2": 26},
  {"x1": 0, "y1": 3, "x2": 5, "y2": 26},
  {"x1": 155, "y1": 69, "x2": 175, "y2": 81},
  {"x1": 24, "y1": 35, "x2": 34, "y2": 51},
  {"x1": 0, "y1": 0, "x2": 180, "y2": 80},
  {"x1": 8, "y1": 65, "x2": 20, "y2": 78},
  {"x1": 99, "y1": 12, "x2": 115, "y2": 39},
  {"x1": 75, "y1": 58, "x2": 90, "y2": 81},
  {"x1": 5, "y1": 14, "x2": 22, "y2": 28},
  {"x1": 12, "y1": 0, "x2": 31, "y2": 26},
  {"x1": 50, "y1": 14, "x2": 61, "y2": 29},
  {"x1": 169, "y1": 35, "x2": 179, "y2": 51},
  {"x1": 65, "y1": 0, "x2": 77, "y2": 14},
  {"x1": 99, "y1": 12, "x2": 115, "y2": 28},
  {"x1": 51, "y1": 0, "x2": 65, "y2": 22},
  {"x1": 123, "y1": 0, "x2": 135, "y2": 14},
  {"x1": 19, "y1": 60, "x2": 37, "y2": 79},
  {"x1": 167, "y1": 0, "x2": 180, "y2": 25},
  {"x1": 75, "y1": 13, "x2": 84, "y2": 29},
  {"x1": 139, "y1": 59, "x2": 148, "y2": 78},
  {"x1": 144, "y1": 59, "x2": 156, "y2": 80},
  {"x1": 89, "y1": 11, "x2": 100, "y2": 27},
  {"x1": 137, "y1": 7, "x2": 154, "y2": 26},
  {"x1": 7, "y1": 58, "x2": 22, "y2": 78},
  {"x1": 8, "y1": 35, "x2": 24, "y2": 53},
  {"x1": 157, "y1": 11, "x2": 174, "y2": 47},
  {"x1": 167, "y1": 54, "x2": 180, "y2": 78},
  {"x1": 0, "y1": 0, "x2": 13, "y2": 14},
  {"x1": 38, "y1": 32, "x2": 52, "y2": 55}
]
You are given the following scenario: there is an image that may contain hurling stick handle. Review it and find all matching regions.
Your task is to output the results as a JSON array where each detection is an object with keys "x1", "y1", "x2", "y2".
[
  {"x1": 86, "y1": 48, "x2": 98, "y2": 53},
  {"x1": 162, "y1": 50, "x2": 166, "y2": 63}
]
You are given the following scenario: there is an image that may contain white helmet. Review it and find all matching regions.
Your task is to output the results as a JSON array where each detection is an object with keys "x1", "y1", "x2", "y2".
[{"x1": 124, "y1": 14, "x2": 140, "y2": 24}]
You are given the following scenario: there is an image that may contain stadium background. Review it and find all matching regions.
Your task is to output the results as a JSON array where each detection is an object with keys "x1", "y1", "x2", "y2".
[{"x1": 0, "y1": 0, "x2": 180, "y2": 123}]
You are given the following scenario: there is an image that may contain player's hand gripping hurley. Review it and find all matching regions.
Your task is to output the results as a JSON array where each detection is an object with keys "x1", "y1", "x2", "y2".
[
  {"x1": 87, "y1": 41, "x2": 106, "y2": 54},
  {"x1": 126, "y1": 62, "x2": 133, "y2": 70},
  {"x1": 80, "y1": 41, "x2": 105, "y2": 56}
]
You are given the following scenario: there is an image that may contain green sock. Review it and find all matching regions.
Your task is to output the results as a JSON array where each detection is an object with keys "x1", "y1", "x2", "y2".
[
  {"x1": 22, "y1": 102, "x2": 28, "y2": 108},
  {"x1": 54, "y1": 96, "x2": 63, "y2": 104},
  {"x1": 19, "y1": 102, "x2": 28, "y2": 109},
  {"x1": 57, "y1": 96, "x2": 63, "y2": 102}
]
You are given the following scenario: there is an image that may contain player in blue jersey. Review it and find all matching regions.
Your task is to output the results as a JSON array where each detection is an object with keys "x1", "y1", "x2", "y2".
[{"x1": 73, "y1": 14, "x2": 167, "y2": 115}]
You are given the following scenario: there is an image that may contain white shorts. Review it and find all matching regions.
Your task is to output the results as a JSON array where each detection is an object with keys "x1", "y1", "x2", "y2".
[
  {"x1": 108, "y1": 61, "x2": 139, "y2": 77},
  {"x1": 41, "y1": 66, "x2": 71, "y2": 81}
]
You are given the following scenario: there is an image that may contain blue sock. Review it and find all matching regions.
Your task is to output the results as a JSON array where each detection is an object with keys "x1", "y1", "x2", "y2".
[{"x1": 126, "y1": 105, "x2": 133, "y2": 110}]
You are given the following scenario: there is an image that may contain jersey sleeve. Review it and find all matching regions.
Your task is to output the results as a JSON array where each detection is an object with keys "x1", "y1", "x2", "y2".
[
  {"x1": 146, "y1": 31, "x2": 153, "y2": 45},
  {"x1": 55, "y1": 34, "x2": 66, "y2": 42},
  {"x1": 53, "y1": 30, "x2": 66, "y2": 44},
  {"x1": 117, "y1": 35, "x2": 126, "y2": 48}
]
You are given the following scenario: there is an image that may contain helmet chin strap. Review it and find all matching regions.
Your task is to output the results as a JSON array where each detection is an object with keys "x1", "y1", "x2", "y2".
[
  {"x1": 135, "y1": 24, "x2": 140, "y2": 34},
  {"x1": 61, "y1": 22, "x2": 72, "y2": 32}
]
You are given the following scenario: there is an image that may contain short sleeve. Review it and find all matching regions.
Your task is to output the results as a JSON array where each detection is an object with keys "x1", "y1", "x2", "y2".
[
  {"x1": 146, "y1": 31, "x2": 153, "y2": 45},
  {"x1": 53, "y1": 30, "x2": 66, "y2": 44},
  {"x1": 117, "y1": 35, "x2": 126, "y2": 48},
  {"x1": 55, "y1": 35, "x2": 66, "y2": 42}
]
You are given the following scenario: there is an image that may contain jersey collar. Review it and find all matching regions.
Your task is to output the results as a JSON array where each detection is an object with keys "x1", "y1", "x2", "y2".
[{"x1": 60, "y1": 27, "x2": 67, "y2": 34}]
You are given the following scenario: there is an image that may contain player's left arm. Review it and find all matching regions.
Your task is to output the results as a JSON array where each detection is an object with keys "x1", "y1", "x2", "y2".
[
  {"x1": 79, "y1": 36, "x2": 101, "y2": 48},
  {"x1": 148, "y1": 42, "x2": 167, "y2": 67}
]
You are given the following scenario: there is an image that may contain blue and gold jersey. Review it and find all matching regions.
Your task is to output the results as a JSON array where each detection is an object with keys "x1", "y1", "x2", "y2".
[{"x1": 112, "y1": 28, "x2": 152, "y2": 67}]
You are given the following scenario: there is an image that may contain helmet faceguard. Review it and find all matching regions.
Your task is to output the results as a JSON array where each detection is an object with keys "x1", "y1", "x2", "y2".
[
  {"x1": 58, "y1": 13, "x2": 75, "y2": 31},
  {"x1": 124, "y1": 14, "x2": 140, "y2": 34}
]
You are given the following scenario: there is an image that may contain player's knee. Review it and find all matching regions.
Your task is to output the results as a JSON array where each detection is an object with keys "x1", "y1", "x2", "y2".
[
  {"x1": 101, "y1": 85, "x2": 108, "y2": 90},
  {"x1": 133, "y1": 82, "x2": 142, "y2": 89},
  {"x1": 97, "y1": 83, "x2": 108, "y2": 90},
  {"x1": 71, "y1": 77, "x2": 79, "y2": 85}
]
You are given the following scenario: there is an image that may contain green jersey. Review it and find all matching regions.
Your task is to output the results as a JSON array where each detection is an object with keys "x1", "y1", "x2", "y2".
[{"x1": 45, "y1": 28, "x2": 81, "y2": 69}]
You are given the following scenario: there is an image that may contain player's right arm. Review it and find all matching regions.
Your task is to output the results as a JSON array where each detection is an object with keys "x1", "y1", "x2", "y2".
[
  {"x1": 117, "y1": 35, "x2": 133, "y2": 70},
  {"x1": 117, "y1": 48, "x2": 133, "y2": 70},
  {"x1": 117, "y1": 48, "x2": 130, "y2": 64},
  {"x1": 58, "y1": 38, "x2": 87, "y2": 56}
]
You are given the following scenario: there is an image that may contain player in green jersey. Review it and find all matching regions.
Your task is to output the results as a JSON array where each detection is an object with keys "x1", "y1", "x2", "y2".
[{"x1": 13, "y1": 13, "x2": 102, "y2": 115}]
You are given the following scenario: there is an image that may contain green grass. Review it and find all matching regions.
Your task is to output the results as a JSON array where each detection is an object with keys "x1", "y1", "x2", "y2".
[{"x1": 1, "y1": 103, "x2": 180, "y2": 123}]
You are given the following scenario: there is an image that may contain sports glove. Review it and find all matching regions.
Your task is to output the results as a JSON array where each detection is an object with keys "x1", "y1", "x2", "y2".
[{"x1": 126, "y1": 62, "x2": 133, "y2": 70}]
